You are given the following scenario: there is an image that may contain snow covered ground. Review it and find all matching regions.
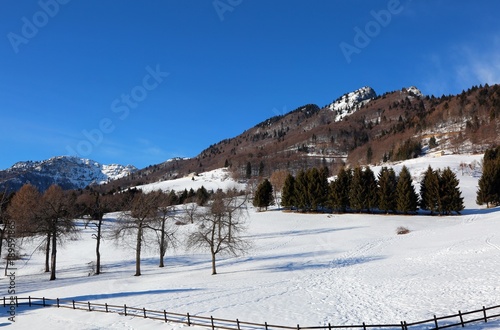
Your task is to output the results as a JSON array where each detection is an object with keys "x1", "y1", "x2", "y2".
[{"x1": 2, "y1": 154, "x2": 500, "y2": 329}]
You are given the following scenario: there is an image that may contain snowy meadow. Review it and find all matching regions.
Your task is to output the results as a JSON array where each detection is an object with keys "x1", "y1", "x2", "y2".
[{"x1": 1, "y1": 154, "x2": 500, "y2": 329}]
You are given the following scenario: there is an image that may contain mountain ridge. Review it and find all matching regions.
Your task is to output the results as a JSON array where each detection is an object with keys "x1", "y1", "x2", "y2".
[
  {"x1": 3, "y1": 83, "x2": 499, "y2": 194},
  {"x1": 0, "y1": 156, "x2": 137, "y2": 192}
]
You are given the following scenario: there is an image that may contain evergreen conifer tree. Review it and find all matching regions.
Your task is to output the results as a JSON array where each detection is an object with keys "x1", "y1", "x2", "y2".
[
  {"x1": 363, "y1": 166, "x2": 378, "y2": 212},
  {"x1": 253, "y1": 179, "x2": 274, "y2": 211},
  {"x1": 476, "y1": 146, "x2": 500, "y2": 207},
  {"x1": 307, "y1": 168, "x2": 324, "y2": 211},
  {"x1": 438, "y1": 167, "x2": 464, "y2": 215},
  {"x1": 420, "y1": 166, "x2": 440, "y2": 214},
  {"x1": 377, "y1": 167, "x2": 397, "y2": 213},
  {"x1": 395, "y1": 166, "x2": 419, "y2": 214},
  {"x1": 349, "y1": 166, "x2": 365, "y2": 212},
  {"x1": 328, "y1": 167, "x2": 352, "y2": 212},
  {"x1": 281, "y1": 173, "x2": 296, "y2": 210},
  {"x1": 294, "y1": 170, "x2": 310, "y2": 211}
]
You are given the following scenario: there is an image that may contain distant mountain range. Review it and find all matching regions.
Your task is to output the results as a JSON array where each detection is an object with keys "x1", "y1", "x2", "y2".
[
  {"x1": 0, "y1": 156, "x2": 137, "y2": 192},
  {"x1": 3, "y1": 83, "x2": 499, "y2": 193}
]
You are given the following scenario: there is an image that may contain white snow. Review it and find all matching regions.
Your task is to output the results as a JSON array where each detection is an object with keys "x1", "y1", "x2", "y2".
[
  {"x1": 328, "y1": 87, "x2": 377, "y2": 122},
  {"x1": 405, "y1": 86, "x2": 423, "y2": 97},
  {"x1": 2, "y1": 154, "x2": 500, "y2": 329},
  {"x1": 135, "y1": 167, "x2": 246, "y2": 193},
  {"x1": 6, "y1": 156, "x2": 137, "y2": 188}
]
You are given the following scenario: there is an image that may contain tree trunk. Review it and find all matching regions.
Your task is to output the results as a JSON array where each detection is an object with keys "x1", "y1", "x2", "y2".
[
  {"x1": 211, "y1": 251, "x2": 217, "y2": 275},
  {"x1": 45, "y1": 232, "x2": 51, "y2": 273},
  {"x1": 159, "y1": 219, "x2": 165, "y2": 268},
  {"x1": 95, "y1": 218, "x2": 102, "y2": 275},
  {"x1": 50, "y1": 227, "x2": 57, "y2": 281},
  {"x1": 135, "y1": 223, "x2": 142, "y2": 276}
]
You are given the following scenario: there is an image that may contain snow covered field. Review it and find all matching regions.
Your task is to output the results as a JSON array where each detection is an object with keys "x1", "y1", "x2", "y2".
[{"x1": 2, "y1": 154, "x2": 500, "y2": 329}]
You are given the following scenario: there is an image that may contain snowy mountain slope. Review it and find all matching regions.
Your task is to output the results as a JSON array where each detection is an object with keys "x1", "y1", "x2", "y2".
[
  {"x1": 0, "y1": 156, "x2": 137, "y2": 192},
  {"x1": 135, "y1": 167, "x2": 246, "y2": 193},
  {"x1": 2, "y1": 154, "x2": 500, "y2": 330},
  {"x1": 328, "y1": 86, "x2": 377, "y2": 121}
]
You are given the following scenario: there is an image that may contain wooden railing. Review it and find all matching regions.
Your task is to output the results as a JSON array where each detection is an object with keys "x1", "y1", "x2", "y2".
[{"x1": 3, "y1": 297, "x2": 500, "y2": 330}]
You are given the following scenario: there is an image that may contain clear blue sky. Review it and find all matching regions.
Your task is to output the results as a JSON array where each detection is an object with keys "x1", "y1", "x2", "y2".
[{"x1": 1, "y1": 0, "x2": 499, "y2": 170}]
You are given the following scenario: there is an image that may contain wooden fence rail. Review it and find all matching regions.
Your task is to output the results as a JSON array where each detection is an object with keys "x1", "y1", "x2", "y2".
[{"x1": 3, "y1": 297, "x2": 500, "y2": 330}]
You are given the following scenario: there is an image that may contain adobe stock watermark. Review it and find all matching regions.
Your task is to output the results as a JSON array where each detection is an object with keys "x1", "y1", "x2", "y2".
[
  {"x1": 339, "y1": 0, "x2": 404, "y2": 64},
  {"x1": 7, "y1": 0, "x2": 71, "y2": 54},
  {"x1": 213, "y1": 0, "x2": 243, "y2": 21},
  {"x1": 66, "y1": 65, "x2": 169, "y2": 158},
  {"x1": 6, "y1": 219, "x2": 17, "y2": 323}
]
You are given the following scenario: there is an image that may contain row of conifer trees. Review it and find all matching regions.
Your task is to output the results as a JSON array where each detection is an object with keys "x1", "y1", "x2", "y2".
[{"x1": 280, "y1": 165, "x2": 464, "y2": 215}]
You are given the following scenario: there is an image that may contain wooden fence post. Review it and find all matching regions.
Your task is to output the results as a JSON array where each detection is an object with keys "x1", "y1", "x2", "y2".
[
  {"x1": 124, "y1": 304, "x2": 127, "y2": 316},
  {"x1": 42, "y1": 297, "x2": 45, "y2": 307},
  {"x1": 211, "y1": 315, "x2": 214, "y2": 330},
  {"x1": 88, "y1": 302, "x2": 91, "y2": 311},
  {"x1": 434, "y1": 315, "x2": 439, "y2": 329},
  {"x1": 187, "y1": 312, "x2": 191, "y2": 326},
  {"x1": 483, "y1": 306, "x2": 487, "y2": 323},
  {"x1": 72, "y1": 300, "x2": 75, "y2": 309},
  {"x1": 362, "y1": 322, "x2": 367, "y2": 330},
  {"x1": 297, "y1": 324, "x2": 300, "y2": 330},
  {"x1": 236, "y1": 319, "x2": 241, "y2": 330},
  {"x1": 265, "y1": 321, "x2": 269, "y2": 330},
  {"x1": 15, "y1": 296, "x2": 18, "y2": 307},
  {"x1": 459, "y1": 310, "x2": 464, "y2": 327},
  {"x1": 328, "y1": 323, "x2": 332, "y2": 330},
  {"x1": 29, "y1": 296, "x2": 31, "y2": 307},
  {"x1": 164, "y1": 310, "x2": 167, "y2": 322},
  {"x1": 57, "y1": 298, "x2": 60, "y2": 308},
  {"x1": 105, "y1": 303, "x2": 108, "y2": 313},
  {"x1": 3, "y1": 296, "x2": 5, "y2": 307}
]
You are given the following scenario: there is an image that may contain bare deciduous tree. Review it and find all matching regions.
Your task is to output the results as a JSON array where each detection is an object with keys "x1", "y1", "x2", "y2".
[
  {"x1": 0, "y1": 189, "x2": 13, "y2": 264},
  {"x1": 114, "y1": 192, "x2": 159, "y2": 276},
  {"x1": 7, "y1": 184, "x2": 47, "y2": 270},
  {"x1": 78, "y1": 191, "x2": 115, "y2": 275},
  {"x1": 270, "y1": 170, "x2": 289, "y2": 208},
  {"x1": 154, "y1": 191, "x2": 179, "y2": 268},
  {"x1": 182, "y1": 201, "x2": 199, "y2": 224},
  {"x1": 39, "y1": 185, "x2": 77, "y2": 280},
  {"x1": 187, "y1": 189, "x2": 249, "y2": 275}
]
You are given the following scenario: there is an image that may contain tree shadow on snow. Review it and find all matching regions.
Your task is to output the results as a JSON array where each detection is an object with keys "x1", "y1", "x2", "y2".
[
  {"x1": 220, "y1": 251, "x2": 384, "y2": 273},
  {"x1": 247, "y1": 226, "x2": 365, "y2": 240},
  {"x1": 462, "y1": 206, "x2": 500, "y2": 216},
  {"x1": 62, "y1": 288, "x2": 202, "y2": 302},
  {"x1": 0, "y1": 288, "x2": 202, "y2": 317}
]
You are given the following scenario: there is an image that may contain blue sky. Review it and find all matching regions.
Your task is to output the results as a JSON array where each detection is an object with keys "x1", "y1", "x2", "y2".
[{"x1": 1, "y1": 1, "x2": 499, "y2": 170}]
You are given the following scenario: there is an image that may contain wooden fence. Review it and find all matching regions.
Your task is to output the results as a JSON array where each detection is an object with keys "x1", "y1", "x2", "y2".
[{"x1": 3, "y1": 297, "x2": 500, "y2": 330}]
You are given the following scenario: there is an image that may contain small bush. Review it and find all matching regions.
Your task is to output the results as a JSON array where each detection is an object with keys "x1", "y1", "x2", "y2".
[{"x1": 396, "y1": 226, "x2": 411, "y2": 235}]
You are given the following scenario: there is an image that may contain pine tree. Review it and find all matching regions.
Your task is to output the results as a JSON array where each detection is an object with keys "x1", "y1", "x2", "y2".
[
  {"x1": 395, "y1": 166, "x2": 419, "y2": 214},
  {"x1": 420, "y1": 166, "x2": 440, "y2": 215},
  {"x1": 307, "y1": 168, "x2": 324, "y2": 211},
  {"x1": 294, "y1": 170, "x2": 310, "y2": 211},
  {"x1": 246, "y1": 162, "x2": 252, "y2": 179},
  {"x1": 363, "y1": 166, "x2": 378, "y2": 212},
  {"x1": 196, "y1": 186, "x2": 210, "y2": 206},
  {"x1": 366, "y1": 146, "x2": 373, "y2": 164},
  {"x1": 253, "y1": 179, "x2": 274, "y2": 211},
  {"x1": 349, "y1": 166, "x2": 365, "y2": 212},
  {"x1": 477, "y1": 146, "x2": 500, "y2": 207},
  {"x1": 328, "y1": 167, "x2": 351, "y2": 212},
  {"x1": 377, "y1": 167, "x2": 397, "y2": 213},
  {"x1": 281, "y1": 174, "x2": 296, "y2": 210},
  {"x1": 438, "y1": 167, "x2": 464, "y2": 215}
]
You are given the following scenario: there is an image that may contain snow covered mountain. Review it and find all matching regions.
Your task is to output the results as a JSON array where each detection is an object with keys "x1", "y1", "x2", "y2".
[
  {"x1": 0, "y1": 156, "x2": 137, "y2": 192},
  {"x1": 328, "y1": 86, "x2": 377, "y2": 121}
]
